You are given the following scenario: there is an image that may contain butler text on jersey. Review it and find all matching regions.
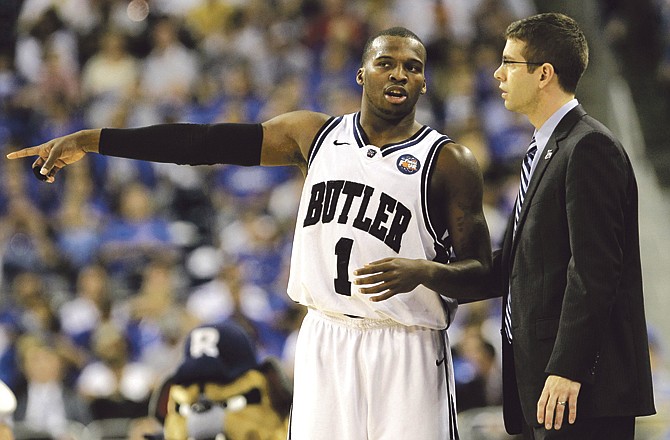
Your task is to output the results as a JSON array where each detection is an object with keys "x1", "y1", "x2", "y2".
[{"x1": 302, "y1": 179, "x2": 411, "y2": 253}]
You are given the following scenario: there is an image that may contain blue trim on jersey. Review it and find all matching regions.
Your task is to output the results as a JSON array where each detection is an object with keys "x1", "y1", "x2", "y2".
[
  {"x1": 381, "y1": 126, "x2": 433, "y2": 157},
  {"x1": 423, "y1": 137, "x2": 459, "y2": 330},
  {"x1": 420, "y1": 136, "x2": 454, "y2": 262},
  {"x1": 307, "y1": 116, "x2": 344, "y2": 169},
  {"x1": 353, "y1": 112, "x2": 366, "y2": 148},
  {"x1": 352, "y1": 112, "x2": 435, "y2": 156}
]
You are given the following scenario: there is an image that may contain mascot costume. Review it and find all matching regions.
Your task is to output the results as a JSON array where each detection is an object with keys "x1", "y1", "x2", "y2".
[{"x1": 147, "y1": 322, "x2": 292, "y2": 440}]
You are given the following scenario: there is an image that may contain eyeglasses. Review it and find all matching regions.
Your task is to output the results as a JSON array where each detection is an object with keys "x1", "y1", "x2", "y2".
[{"x1": 500, "y1": 58, "x2": 545, "y2": 67}]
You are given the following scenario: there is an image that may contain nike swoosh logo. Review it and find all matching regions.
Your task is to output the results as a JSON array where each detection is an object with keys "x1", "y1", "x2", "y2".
[
  {"x1": 334, "y1": 140, "x2": 350, "y2": 146},
  {"x1": 436, "y1": 357, "x2": 445, "y2": 366}
]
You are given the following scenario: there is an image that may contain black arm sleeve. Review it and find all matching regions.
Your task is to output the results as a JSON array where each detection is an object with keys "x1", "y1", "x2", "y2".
[{"x1": 99, "y1": 123, "x2": 263, "y2": 166}]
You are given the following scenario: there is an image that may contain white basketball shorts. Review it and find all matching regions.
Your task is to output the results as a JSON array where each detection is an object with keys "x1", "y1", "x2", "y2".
[{"x1": 288, "y1": 308, "x2": 458, "y2": 439}]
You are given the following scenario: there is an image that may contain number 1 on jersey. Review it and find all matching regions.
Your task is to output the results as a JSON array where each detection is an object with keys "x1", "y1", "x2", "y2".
[{"x1": 334, "y1": 237, "x2": 354, "y2": 295}]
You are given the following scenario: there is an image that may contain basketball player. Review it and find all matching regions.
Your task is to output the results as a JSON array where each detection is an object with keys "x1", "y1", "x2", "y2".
[{"x1": 8, "y1": 27, "x2": 492, "y2": 439}]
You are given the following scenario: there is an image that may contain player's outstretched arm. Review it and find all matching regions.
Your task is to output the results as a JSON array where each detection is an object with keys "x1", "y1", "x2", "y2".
[
  {"x1": 6, "y1": 129, "x2": 101, "y2": 183},
  {"x1": 6, "y1": 111, "x2": 331, "y2": 183}
]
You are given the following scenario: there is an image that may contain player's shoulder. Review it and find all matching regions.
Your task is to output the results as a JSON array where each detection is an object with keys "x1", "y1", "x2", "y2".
[
  {"x1": 415, "y1": 124, "x2": 480, "y2": 172},
  {"x1": 436, "y1": 141, "x2": 479, "y2": 168},
  {"x1": 262, "y1": 110, "x2": 333, "y2": 145},
  {"x1": 430, "y1": 140, "x2": 484, "y2": 190},
  {"x1": 265, "y1": 110, "x2": 332, "y2": 130}
]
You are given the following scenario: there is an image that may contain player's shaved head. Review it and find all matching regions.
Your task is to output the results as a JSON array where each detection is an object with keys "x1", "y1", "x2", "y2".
[{"x1": 361, "y1": 27, "x2": 426, "y2": 65}]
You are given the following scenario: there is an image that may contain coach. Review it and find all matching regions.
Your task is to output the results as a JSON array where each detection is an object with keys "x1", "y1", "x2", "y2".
[{"x1": 458, "y1": 12, "x2": 656, "y2": 440}]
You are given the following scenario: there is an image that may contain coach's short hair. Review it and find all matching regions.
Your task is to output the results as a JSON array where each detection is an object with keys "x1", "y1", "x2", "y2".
[{"x1": 505, "y1": 13, "x2": 589, "y2": 94}]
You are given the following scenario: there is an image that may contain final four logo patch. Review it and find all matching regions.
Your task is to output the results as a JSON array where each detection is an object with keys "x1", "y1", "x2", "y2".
[{"x1": 397, "y1": 154, "x2": 420, "y2": 174}]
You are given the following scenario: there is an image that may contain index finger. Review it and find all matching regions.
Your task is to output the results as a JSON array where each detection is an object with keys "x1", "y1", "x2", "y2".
[
  {"x1": 6, "y1": 146, "x2": 44, "y2": 159},
  {"x1": 353, "y1": 258, "x2": 393, "y2": 275}
]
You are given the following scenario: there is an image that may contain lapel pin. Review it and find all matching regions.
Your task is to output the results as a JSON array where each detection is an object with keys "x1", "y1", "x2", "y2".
[{"x1": 544, "y1": 149, "x2": 554, "y2": 160}]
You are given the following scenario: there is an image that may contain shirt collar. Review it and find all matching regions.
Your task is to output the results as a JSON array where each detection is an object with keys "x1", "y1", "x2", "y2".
[{"x1": 533, "y1": 98, "x2": 579, "y2": 155}]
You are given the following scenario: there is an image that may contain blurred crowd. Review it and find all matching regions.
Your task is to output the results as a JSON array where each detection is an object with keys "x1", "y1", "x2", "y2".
[{"x1": 0, "y1": 0, "x2": 668, "y2": 438}]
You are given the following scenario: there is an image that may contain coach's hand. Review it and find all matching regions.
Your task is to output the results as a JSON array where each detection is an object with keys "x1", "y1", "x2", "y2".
[
  {"x1": 6, "y1": 129, "x2": 101, "y2": 183},
  {"x1": 537, "y1": 374, "x2": 581, "y2": 430},
  {"x1": 353, "y1": 257, "x2": 427, "y2": 301}
]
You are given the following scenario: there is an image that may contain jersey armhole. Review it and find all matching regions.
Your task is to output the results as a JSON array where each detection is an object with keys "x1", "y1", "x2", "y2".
[
  {"x1": 422, "y1": 138, "x2": 455, "y2": 262},
  {"x1": 306, "y1": 116, "x2": 344, "y2": 170}
]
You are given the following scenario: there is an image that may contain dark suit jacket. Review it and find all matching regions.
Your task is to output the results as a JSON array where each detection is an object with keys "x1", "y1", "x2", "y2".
[{"x1": 492, "y1": 105, "x2": 656, "y2": 434}]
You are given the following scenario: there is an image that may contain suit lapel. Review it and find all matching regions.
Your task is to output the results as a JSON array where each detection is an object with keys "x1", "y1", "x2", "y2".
[{"x1": 509, "y1": 105, "x2": 587, "y2": 261}]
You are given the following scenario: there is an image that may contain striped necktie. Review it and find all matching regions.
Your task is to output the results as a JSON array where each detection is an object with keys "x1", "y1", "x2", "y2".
[{"x1": 504, "y1": 138, "x2": 538, "y2": 342}]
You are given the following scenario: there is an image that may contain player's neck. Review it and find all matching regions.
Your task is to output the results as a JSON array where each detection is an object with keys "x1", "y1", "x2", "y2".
[{"x1": 360, "y1": 110, "x2": 421, "y2": 146}]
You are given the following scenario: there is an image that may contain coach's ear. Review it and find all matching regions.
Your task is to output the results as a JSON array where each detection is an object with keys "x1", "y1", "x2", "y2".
[{"x1": 356, "y1": 68, "x2": 364, "y2": 86}]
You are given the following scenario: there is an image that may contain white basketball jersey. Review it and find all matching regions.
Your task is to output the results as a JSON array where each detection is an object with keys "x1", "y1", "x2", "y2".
[{"x1": 287, "y1": 112, "x2": 458, "y2": 329}]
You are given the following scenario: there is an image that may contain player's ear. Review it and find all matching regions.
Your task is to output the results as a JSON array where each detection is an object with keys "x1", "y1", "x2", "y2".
[
  {"x1": 356, "y1": 68, "x2": 364, "y2": 86},
  {"x1": 421, "y1": 80, "x2": 427, "y2": 95}
]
